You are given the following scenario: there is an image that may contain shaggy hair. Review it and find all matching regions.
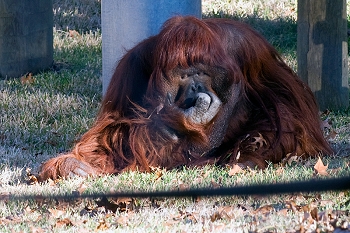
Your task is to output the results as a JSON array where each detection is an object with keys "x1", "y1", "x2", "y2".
[{"x1": 39, "y1": 16, "x2": 332, "y2": 180}]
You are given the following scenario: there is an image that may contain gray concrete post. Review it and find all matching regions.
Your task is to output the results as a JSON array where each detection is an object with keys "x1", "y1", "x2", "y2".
[
  {"x1": 297, "y1": 0, "x2": 348, "y2": 110},
  {"x1": 0, "y1": 0, "x2": 53, "y2": 78},
  {"x1": 101, "y1": 0, "x2": 201, "y2": 94}
]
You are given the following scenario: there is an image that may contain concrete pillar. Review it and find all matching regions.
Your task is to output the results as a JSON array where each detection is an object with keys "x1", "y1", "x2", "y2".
[
  {"x1": 101, "y1": 0, "x2": 201, "y2": 94},
  {"x1": 0, "y1": 0, "x2": 53, "y2": 78},
  {"x1": 297, "y1": 0, "x2": 348, "y2": 110}
]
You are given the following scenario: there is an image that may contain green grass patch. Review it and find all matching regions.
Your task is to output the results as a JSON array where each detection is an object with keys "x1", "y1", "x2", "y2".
[{"x1": 0, "y1": 0, "x2": 349, "y2": 232}]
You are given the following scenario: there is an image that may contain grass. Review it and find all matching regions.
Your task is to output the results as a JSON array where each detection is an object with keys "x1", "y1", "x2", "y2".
[{"x1": 0, "y1": 0, "x2": 349, "y2": 232}]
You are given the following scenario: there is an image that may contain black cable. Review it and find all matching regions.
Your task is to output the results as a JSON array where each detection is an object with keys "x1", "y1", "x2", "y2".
[{"x1": 3, "y1": 176, "x2": 350, "y2": 201}]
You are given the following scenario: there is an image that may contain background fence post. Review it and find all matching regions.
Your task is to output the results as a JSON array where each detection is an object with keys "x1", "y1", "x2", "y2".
[
  {"x1": 101, "y1": 1, "x2": 202, "y2": 95},
  {"x1": 297, "y1": 0, "x2": 349, "y2": 111},
  {"x1": 0, "y1": 0, "x2": 53, "y2": 79}
]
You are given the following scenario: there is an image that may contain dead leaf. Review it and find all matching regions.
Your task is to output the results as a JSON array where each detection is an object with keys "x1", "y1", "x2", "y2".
[
  {"x1": 76, "y1": 182, "x2": 88, "y2": 195},
  {"x1": 278, "y1": 208, "x2": 289, "y2": 216},
  {"x1": 253, "y1": 205, "x2": 274, "y2": 215},
  {"x1": 20, "y1": 73, "x2": 35, "y2": 84},
  {"x1": 300, "y1": 204, "x2": 311, "y2": 212},
  {"x1": 237, "y1": 204, "x2": 250, "y2": 212},
  {"x1": 303, "y1": 212, "x2": 315, "y2": 225},
  {"x1": 96, "y1": 219, "x2": 109, "y2": 231},
  {"x1": 228, "y1": 164, "x2": 243, "y2": 176},
  {"x1": 245, "y1": 133, "x2": 267, "y2": 151},
  {"x1": 69, "y1": 30, "x2": 80, "y2": 38},
  {"x1": 154, "y1": 170, "x2": 163, "y2": 182},
  {"x1": 210, "y1": 211, "x2": 222, "y2": 222},
  {"x1": 149, "y1": 166, "x2": 163, "y2": 181},
  {"x1": 26, "y1": 168, "x2": 38, "y2": 185},
  {"x1": 116, "y1": 216, "x2": 129, "y2": 226},
  {"x1": 326, "y1": 130, "x2": 338, "y2": 140},
  {"x1": 25, "y1": 206, "x2": 33, "y2": 214},
  {"x1": 314, "y1": 157, "x2": 328, "y2": 176},
  {"x1": 48, "y1": 208, "x2": 65, "y2": 218},
  {"x1": 55, "y1": 218, "x2": 73, "y2": 228},
  {"x1": 285, "y1": 200, "x2": 298, "y2": 212},
  {"x1": 287, "y1": 155, "x2": 300, "y2": 166},
  {"x1": 214, "y1": 206, "x2": 235, "y2": 221},
  {"x1": 310, "y1": 207, "x2": 319, "y2": 221},
  {"x1": 176, "y1": 210, "x2": 198, "y2": 224},
  {"x1": 185, "y1": 213, "x2": 198, "y2": 224},
  {"x1": 47, "y1": 178, "x2": 58, "y2": 186},
  {"x1": 252, "y1": 133, "x2": 267, "y2": 149},
  {"x1": 276, "y1": 167, "x2": 284, "y2": 175},
  {"x1": 319, "y1": 199, "x2": 335, "y2": 207}
]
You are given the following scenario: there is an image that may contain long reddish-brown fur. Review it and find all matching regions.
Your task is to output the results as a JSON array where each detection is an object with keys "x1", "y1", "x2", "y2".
[{"x1": 38, "y1": 16, "x2": 332, "y2": 180}]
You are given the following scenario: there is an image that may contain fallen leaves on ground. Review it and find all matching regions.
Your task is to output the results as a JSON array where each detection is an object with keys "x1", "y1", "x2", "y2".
[
  {"x1": 281, "y1": 153, "x2": 303, "y2": 166},
  {"x1": 314, "y1": 157, "x2": 329, "y2": 176},
  {"x1": 210, "y1": 206, "x2": 237, "y2": 221},
  {"x1": 69, "y1": 30, "x2": 80, "y2": 38},
  {"x1": 20, "y1": 73, "x2": 35, "y2": 85},
  {"x1": 228, "y1": 164, "x2": 243, "y2": 176},
  {"x1": 94, "y1": 196, "x2": 135, "y2": 213},
  {"x1": 55, "y1": 218, "x2": 74, "y2": 228},
  {"x1": 96, "y1": 219, "x2": 109, "y2": 231},
  {"x1": 207, "y1": 197, "x2": 350, "y2": 232},
  {"x1": 2, "y1": 157, "x2": 349, "y2": 232},
  {"x1": 165, "y1": 209, "x2": 199, "y2": 226},
  {"x1": 251, "y1": 133, "x2": 267, "y2": 150},
  {"x1": 1, "y1": 189, "x2": 349, "y2": 232},
  {"x1": 26, "y1": 168, "x2": 38, "y2": 185},
  {"x1": 150, "y1": 166, "x2": 164, "y2": 182},
  {"x1": 48, "y1": 208, "x2": 65, "y2": 218}
]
